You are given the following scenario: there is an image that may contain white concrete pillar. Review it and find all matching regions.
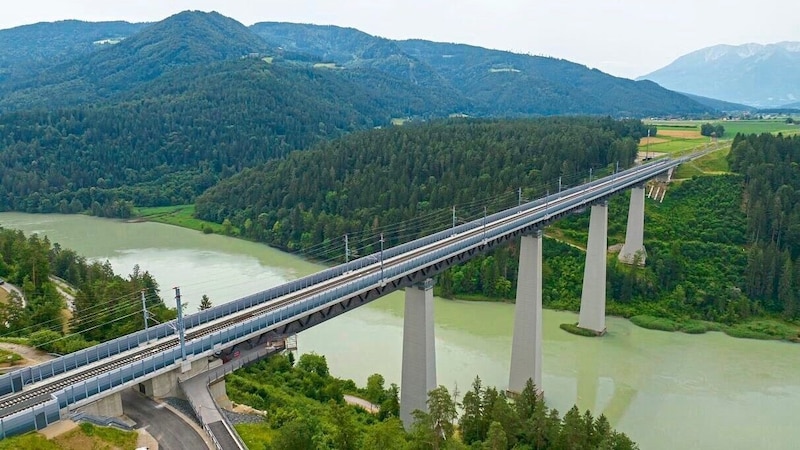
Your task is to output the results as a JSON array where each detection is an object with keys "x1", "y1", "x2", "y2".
[
  {"x1": 578, "y1": 202, "x2": 608, "y2": 334},
  {"x1": 400, "y1": 279, "x2": 436, "y2": 429},
  {"x1": 618, "y1": 187, "x2": 647, "y2": 265},
  {"x1": 508, "y1": 231, "x2": 543, "y2": 395}
]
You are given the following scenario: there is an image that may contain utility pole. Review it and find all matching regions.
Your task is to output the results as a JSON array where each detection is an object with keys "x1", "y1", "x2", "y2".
[
  {"x1": 589, "y1": 167, "x2": 593, "y2": 182},
  {"x1": 483, "y1": 206, "x2": 487, "y2": 242},
  {"x1": 518, "y1": 187, "x2": 523, "y2": 206},
  {"x1": 452, "y1": 206, "x2": 456, "y2": 235},
  {"x1": 545, "y1": 190, "x2": 549, "y2": 216},
  {"x1": 344, "y1": 234, "x2": 350, "y2": 263},
  {"x1": 141, "y1": 290, "x2": 149, "y2": 340},
  {"x1": 174, "y1": 287, "x2": 186, "y2": 361},
  {"x1": 558, "y1": 176, "x2": 562, "y2": 194},
  {"x1": 379, "y1": 233, "x2": 385, "y2": 283}
]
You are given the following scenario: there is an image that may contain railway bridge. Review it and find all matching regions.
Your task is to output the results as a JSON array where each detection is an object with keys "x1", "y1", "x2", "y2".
[{"x1": 0, "y1": 155, "x2": 690, "y2": 445}]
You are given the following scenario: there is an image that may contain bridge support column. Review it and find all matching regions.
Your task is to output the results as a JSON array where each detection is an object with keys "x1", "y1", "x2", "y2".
[
  {"x1": 618, "y1": 186, "x2": 646, "y2": 265},
  {"x1": 400, "y1": 279, "x2": 436, "y2": 429},
  {"x1": 578, "y1": 201, "x2": 608, "y2": 334},
  {"x1": 508, "y1": 231, "x2": 543, "y2": 395}
]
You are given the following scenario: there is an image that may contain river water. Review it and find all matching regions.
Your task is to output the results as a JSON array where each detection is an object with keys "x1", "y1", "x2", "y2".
[{"x1": 1, "y1": 212, "x2": 798, "y2": 449}]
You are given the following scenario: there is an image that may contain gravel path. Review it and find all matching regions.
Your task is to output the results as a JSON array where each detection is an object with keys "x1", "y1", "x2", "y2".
[
  {"x1": 0, "y1": 343, "x2": 53, "y2": 366},
  {"x1": 223, "y1": 409, "x2": 266, "y2": 425}
]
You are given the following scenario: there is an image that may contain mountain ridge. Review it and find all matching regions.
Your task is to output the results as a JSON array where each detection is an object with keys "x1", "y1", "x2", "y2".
[
  {"x1": 251, "y1": 21, "x2": 708, "y2": 117},
  {"x1": 0, "y1": 12, "x2": 712, "y2": 117},
  {"x1": 0, "y1": 11, "x2": 271, "y2": 111},
  {"x1": 640, "y1": 41, "x2": 800, "y2": 107}
]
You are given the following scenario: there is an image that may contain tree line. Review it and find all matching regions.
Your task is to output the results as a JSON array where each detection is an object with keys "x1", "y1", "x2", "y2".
[
  {"x1": 227, "y1": 352, "x2": 637, "y2": 449},
  {"x1": 0, "y1": 226, "x2": 174, "y2": 353}
]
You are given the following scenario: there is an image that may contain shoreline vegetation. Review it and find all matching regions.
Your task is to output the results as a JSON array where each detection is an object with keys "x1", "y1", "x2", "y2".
[{"x1": 131, "y1": 204, "x2": 800, "y2": 343}]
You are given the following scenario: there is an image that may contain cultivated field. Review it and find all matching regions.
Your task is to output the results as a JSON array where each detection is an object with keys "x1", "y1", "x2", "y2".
[{"x1": 642, "y1": 119, "x2": 798, "y2": 157}]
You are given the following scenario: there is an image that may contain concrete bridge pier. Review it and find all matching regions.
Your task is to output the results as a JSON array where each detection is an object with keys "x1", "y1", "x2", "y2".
[
  {"x1": 508, "y1": 231, "x2": 543, "y2": 395},
  {"x1": 400, "y1": 279, "x2": 436, "y2": 429},
  {"x1": 618, "y1": 186, "x2": 646, "y2": 265},
  {"x1": 138, "y1": 357, "x2": 222, "y2": 399},
  {"x1": 578, "y1": 201, "x2": 608, "y2": 334}
]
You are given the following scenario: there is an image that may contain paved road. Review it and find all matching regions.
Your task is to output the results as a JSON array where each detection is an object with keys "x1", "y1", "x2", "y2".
[
  {"x1": 344, "y1": 394, "x2": 379, "y2": 413},
  {"x1": 121, "y1": 389, "x2": 210, "y2": 450},
  {"x1": 0, "y1": 281, "x2": 25, "y2": 308},
  {"x1": 48, "y1": 275, "x2": 76, "y2": 311}
]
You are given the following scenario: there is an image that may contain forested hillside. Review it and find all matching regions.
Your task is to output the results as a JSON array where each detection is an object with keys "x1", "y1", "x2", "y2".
[
  {"x1": 0, "y1": 58, "x2": 459, "y2": 215},
  {"x1": 0, "y1": 20, "x2": 147, "y2": 78},
  {"x1": 195, "y1": 117, "x2": 644, "y2": 255}
]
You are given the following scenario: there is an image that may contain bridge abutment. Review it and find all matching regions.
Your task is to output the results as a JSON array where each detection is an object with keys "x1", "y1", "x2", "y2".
[
  {"x1": 400, "y1": 279, "x2": 436, "y2": 429},
  {"x1": 508, "y1": 231, "x2": 543, "y2": 395},
  {"x1": 76, "y1": 391, "x2": 123, "y2": 418},
  {"x1": 578, "y1": 201, "x2": 608, "y2": 334},
  {"x1": 618, "y1": 186, "x2": 646, "y2": 265}
]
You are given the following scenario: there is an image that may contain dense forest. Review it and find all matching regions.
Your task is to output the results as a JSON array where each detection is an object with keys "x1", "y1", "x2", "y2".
[
  {"x1": 228, "y1": 352, "x2": 637, "y2": 449},
  {"x1": 728, "y1": 133, "x2": 800, "y2": 318},
  {"x1": 0, "y1": 59, "x2": 426, "y2": 215},
  {"x1": 196, "y1": 117, "x2": 644, "y2": 256},
  {"x1": 0, "y1": 227, "x2": 174, "y2": 353}
]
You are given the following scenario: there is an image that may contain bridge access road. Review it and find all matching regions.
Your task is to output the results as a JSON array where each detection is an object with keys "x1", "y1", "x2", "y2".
[{"x1": 122, "y1": 389, "x2": 211, "y2": 450}]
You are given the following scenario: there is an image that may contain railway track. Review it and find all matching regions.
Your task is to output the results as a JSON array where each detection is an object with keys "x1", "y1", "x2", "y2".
[{"x1": 0, "y1": 158, "x2": 678, "y2": 419}]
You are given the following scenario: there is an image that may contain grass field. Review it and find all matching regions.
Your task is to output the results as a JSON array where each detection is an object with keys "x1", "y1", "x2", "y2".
[
  {"x1": 673, "y1": 147, "x2": 731, "y2": 179},
  {"x1": 135, "y1": 204, "x2": 231, "y2": 234},
  {"x1": 0, "y1": 423, "x2": 138, "y2": 450},
  {"x1": 639, "y1": 119, "x2": 797, "y2": 162},
  {"x1": 0, "y1": 348, "x2": 22, "y2": 366}
]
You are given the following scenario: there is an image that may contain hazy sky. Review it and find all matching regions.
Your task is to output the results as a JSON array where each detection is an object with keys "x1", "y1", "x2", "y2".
[{"x1": 1, "y1": 0, "x2": 797, "y2": 79}]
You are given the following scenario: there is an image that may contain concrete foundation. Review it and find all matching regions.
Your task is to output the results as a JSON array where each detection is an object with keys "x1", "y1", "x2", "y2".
[
  {"x1": 209, "y1": 379, "x2": 232, "y2": 410},
  {"x1": 77, "y1": 391, "x2": 123, "y2": 418},
  {"x1": 400, "y1": 279, "x2": 436, "y2": 429},
  {"x1": 139, "y1": 357, "x2": 218, "y2": 399},
  {"x1": 578, "y1": 202, "x2": 608, "y2": 333},
  {"x1": 618, "y1": 186, "x2": 646, "y2": 265},
  {"x1": 508, "y1": 231, "x2": 543, "y2": 395}
]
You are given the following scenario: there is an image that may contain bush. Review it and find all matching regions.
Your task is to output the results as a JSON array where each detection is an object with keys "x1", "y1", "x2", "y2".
[
  {"x1": 629, "y1": 315, "x2": 680, "y2": 332},
  {"x1": 559, "y1": 323, "x2": 601, "y2": 337},
  {"x1": 725, "y1": 320, "x2": 796, "y2": 341},
  {"x1": 202, "y1": 224, "x2": 214, "y2": 234}
]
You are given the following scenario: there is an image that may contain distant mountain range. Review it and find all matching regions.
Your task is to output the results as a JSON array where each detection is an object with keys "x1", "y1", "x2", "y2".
[
  {"x1": 640, "y1": 42, "x2": 800, "y2": 108},
  {"x1": 0, "y1": 11, "x2": 711, "y2": 117}
]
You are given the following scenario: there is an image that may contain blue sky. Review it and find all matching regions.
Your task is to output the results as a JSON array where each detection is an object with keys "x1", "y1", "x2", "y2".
[{"x1": 1, "y1": 0, "x2": 797, "y2": 79}]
